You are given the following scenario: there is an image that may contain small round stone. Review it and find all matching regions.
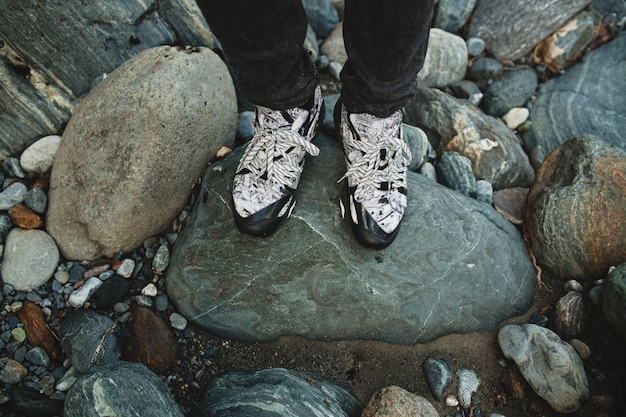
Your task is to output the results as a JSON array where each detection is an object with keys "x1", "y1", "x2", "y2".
[
  {"x1": 466, "y1": 37, "x2": 486, "y2": 56},
  {"x1": 135, "y1": 295, "x2": 153, "y2": 307},
  {"x1": 19, "y1": 135, "x2": 62, "y2": 175},
  {"x1": 0, "y1": 182, "x2": 28, "y2": 210},
  {"x1": 564, "y1": 279, "x2": 584, "y2": 292},
  {"x1": 25, "y1": 347, "x2": 50, "y2": 366},
  {"x1": 11, "y1": 327, "x2": 26, "y2": 343},
  {"x1": 141, "y1": 283, "x2": 158, "y2": 297},
  {"x1": 169, "y1": 312, "x2": 188, "y2": 331},
  {"x1": 115, "y1": 258, "x2": 135, "y2": 278},
  {"x1": 569, "y1": 339, "x2": 591, "y2": 360},
  {"x1": 23, "y1": 187, "x2": 48, "y2": 214}
]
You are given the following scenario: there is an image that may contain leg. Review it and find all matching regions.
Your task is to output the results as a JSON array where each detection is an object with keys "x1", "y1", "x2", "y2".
[
  {"x1": 196, "y1": 0, "x2": 319, "y2": 109},
  {"x1": 337, "y1": 0, "x2": 435, "y2": 249},
  {"x1": 341, "y1": 0, "x2": 435, "y2": 117}
]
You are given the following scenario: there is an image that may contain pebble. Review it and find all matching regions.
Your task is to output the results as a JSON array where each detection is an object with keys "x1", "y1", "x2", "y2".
[
  {"x1": 55, "y1": 367, "x2": 78, "y2": 392},
  {"x1": 19, "y1": 134, "x2": 62, "y2": 174},
  {"x1": 445, "y1": 395, "x2": 459, "y2": 407},
  {"x1": 564, "y1": 279, "x2": 584, "y2": 292},
  {"x1": 135, "y1": 295, "x2": 153, "y2": 307},
  {"x1": 23, "y1": 187, "x2": 48, "y2": 214},
  {"x1": 0, "y1": 358, "x2": 28, "y2": 384},
  {"x1": 0, "y1": 214, "x2": 13, "y2": 242},
  {"x1": 1, "y1": 232, "x2": 60, "y2": 291},
  {"x1": 422, "y1": 356, "x2": 453, "y2": 401},
  {"x1": 569, "y1": 338, "x2": 591, "y2": 360},
  {"x1": 115, "y1": 258, "x2": 136, "y2": 278},
  {"x1": 457, "y1": 368, "x2": 480, "y2": 408},
  {"x1": 68, "y1": 277, "x2": 103, "y2": 308},
  {"x1": 235, "y1": 111, "x2": 255, "y2": 143},
  {"x1": 84, "y1": 264, "x2": 110, "y2": 279},
  {"x1": 552, "y1": 291, "x2": 587, "y2": 340},
  {"x1": 467, "y1": 57, "x2": 502, "y2": 81},
  {"x1": 68, "y1": 263, "x2": 86, "y2": 283},
  {"x1": 8, "y1": 203, "x2": 43, "y2": 229},
  {"x1": 0, "y1": 182, "x2": 28, "y2": 210},
  {"x1": 3, "y1": 157, "x2": 26, "y2": 178},
  {"x1": 169, "y1": 312, "x2": 188, "y2": 331},
  {"x1": 11, "y1": 327, "x2": 26, "y2": 343},
  {"x1": 141, "y1": 283, "x2": 158, "y2": 297},
  {"x1": 152, "y1": 244, "x2": 170, "y2": 274},
  {"x1": 475, "y1": 180, "x2": 493, "y2": 205},
  {"x1": 25, "y1": 347, "x2": 50, "y2": 366},
  {"x1": 466, "y1": 37, "x2": 486, "y2": 56},
  {"x1": 114, "y1": 302, "x2": 130, "y2": 314},
  {"x1": 155, "y1": 294, "x2": 170, "y2": 312},
  {"x1": 329, "y1": 61, "x2": 343, "y2": 81},
  {"x1": 419, "y1": 162, "x2": 437, "y2": 181},
  {"x1": 502, "y1": 107, "x2": 530, "y2": 130}
]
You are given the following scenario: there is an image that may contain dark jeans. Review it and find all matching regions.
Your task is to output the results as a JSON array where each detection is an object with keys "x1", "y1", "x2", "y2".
[{"x1": 196, "y1": 0, "x2": 435, "y2": 117}]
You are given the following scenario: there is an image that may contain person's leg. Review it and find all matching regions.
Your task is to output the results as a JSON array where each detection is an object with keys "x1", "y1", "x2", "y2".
[
  {"x1": 337, "y1": 0, "x2": 435, "y2": 249},
  {"x1": 340, "y1": 0, "x2": 435, "y2": 117},
  {"x1": 196, "y1": 1, "x2": 324, "y2": 237},
  {"x1": 196, "y1": 0, "x2": 319, "y2": 110}
]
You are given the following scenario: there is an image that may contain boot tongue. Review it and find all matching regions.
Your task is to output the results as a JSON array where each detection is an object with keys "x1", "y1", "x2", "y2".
[{"x1": 349, "y1": 111, "x2": 402, "y2": 144}]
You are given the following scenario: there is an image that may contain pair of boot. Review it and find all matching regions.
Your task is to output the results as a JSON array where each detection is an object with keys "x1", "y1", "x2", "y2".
[{"x1": 232, "y1": 86, "x2": 411, "y2": 249}]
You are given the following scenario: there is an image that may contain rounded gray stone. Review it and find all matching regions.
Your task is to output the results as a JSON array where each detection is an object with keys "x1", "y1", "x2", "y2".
[
  {"x1": 498, "y1": 324, "x2": 589, "y2": 413},
  {"x1": 418, "y1": 29, "x2": 468, "y2": 88},
  {"x1": 65, "y1": 361, "x2": 184, "y2": 417},
  {"x1": 46, "y1": 45, "x2": 237, "y2": 260},
  {"x1": 422, "y1": 357, "x2": 453, "y2": 401},
  {"x1": 480, "y1": 68, "x2": 538, "y2": 117},
  {"x1": 190, "y1": 368, "x2": 360, "y2": 417},
  {"x1": 1, "y1": 228, "x2": 60, "y2": 291},
  {"x1": 166, "y1": 133, "x2": 536, "y2": 344}
]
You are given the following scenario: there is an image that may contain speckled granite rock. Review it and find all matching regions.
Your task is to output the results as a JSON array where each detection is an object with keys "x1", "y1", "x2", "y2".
[
  {"x1": 526, "y1": 135, "x2": 626, "y2": 280},
  {"x1": 498, "y1": 324, "x2": 589, "y2": 413},
  {"x1": 166, "y1": 133, "x2": 536, "y2": 344},
  {"x1": 190, "y1": 368, "x2": 361, "y2": 417},
  {"x1": 64, "y1": 361, "x2": 184, "y2": 417}
]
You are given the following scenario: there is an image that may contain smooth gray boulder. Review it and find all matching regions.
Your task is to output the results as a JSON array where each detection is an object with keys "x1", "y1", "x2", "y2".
[
  {"x1": 468, "y1": 0, "x2": 591, "y2": 61},
  {"x1": 404, "y1": 87, "x2": 535, "y2": 190},
  {"x1": 46, "y1": 45, "x2": 237, "y2": 260},
  {"x1": 166, "y1": 133, "x2": 536, "y2": 344},
  {"x1": 64, "y1": 361, "x2": 184, "y2": 417},
  {"x1": 528, "y1": 33, "x2": 626, "y2": 154},
  {"x1": 190, "y1": 368, "x2": 361, "y2": 417},
  {"x1": 498, "y1": 324, "x2": 589, "y2": 413}
]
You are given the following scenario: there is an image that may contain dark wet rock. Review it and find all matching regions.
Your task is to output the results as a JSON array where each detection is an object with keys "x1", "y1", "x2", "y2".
[
  {"x1": 602, "y1": 262, "x2": 626, "y2": 340},
  {"x1": 433, "y1": 0, "x2": 477, "y2": 34},
  {"x1": 449, "y1": 80, "x2": 483, "y2": 103},
  {"x1": 404, "y1": 87, "x2": 535, "y2": 190},
  {"x1": 166, "y1": 133, "x2": 536, "y2": 344},
  {"x1": 468, "y1": 0, "x2": 592, "y2": 61},
  {"x1": 551, "y1": 291, "x2": 587, "y2": 341},
  {"x1": 65, "y1": 361, "x2": 184, "y2": 417},
  {"x1": 492, "y1": 187, "x2": 528, "y2": 225},
  {"x1": 422, "y1": 357, "x2": 453, "y2": 401},
  {"x1": 528, "y1": 34, "x2": 626, "y2": 153},
  {"x1": 467, "y1": 57, "x2": 502, "y2": 81},
  {"x1": 361, "y1": 386, "x2": 438, "y2": 417},
  {"x1": 480, "y1": 68, "x2": 538, "y2": 118},
  {"x1": 533, "y1": 11, "x2": 595, "y2": 72},
  {"x1": 59, "y1": 310, "x2": 121, "y2": 373},
  {"x1": 4, "y1": 388, "x2": 64, "y2": 417},
  {"x1": 122, "y1": 305, "x2": 178, "y2": 374},
  {"x1": 498, "y1": 324, "x2": 589, "y2": 413},
  {"x1": 526, "y1": 135, "x2": 626, "y2": 280},
  {"x1": 190, "y1": 368, "x2": 361, "y2": 417},
  {"x1": 436, "y1": 151, "x2": 477, "y2": 197},
  {"x1": 0, "y1": 0, "x2": 216, "y2": 158},
  {"x1": 46, "y1": 45, "x2": 237, "y2": 260},
  {"x1": 93, "y1": 275, "x2": 131, "y2": 311}
]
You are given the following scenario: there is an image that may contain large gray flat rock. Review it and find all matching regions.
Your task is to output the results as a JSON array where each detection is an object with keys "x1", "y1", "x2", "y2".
[{"x1": 166, "y1": 134, "x2": 536, "y2": 344}]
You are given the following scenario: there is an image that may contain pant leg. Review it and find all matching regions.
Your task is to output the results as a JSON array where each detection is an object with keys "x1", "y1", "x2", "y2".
[
  {"x1": 341, "y1": 0, "x2": 435, "y2": 117},
  {"x1": 196, "y1": 0, "x2": 319, "y2": 110}
]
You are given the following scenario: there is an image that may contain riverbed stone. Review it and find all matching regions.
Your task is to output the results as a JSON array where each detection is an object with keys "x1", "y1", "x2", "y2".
[
  {"x1": 46, "y1": 45, "x2": 237, "y2": 260},
  {"x1": 480, "y1": 68, "x2": 538, "y2": 118},
  {"x1": 418, "y1": 28, "x2": 468, "y2": 88},
  {"x1": 64, "y1": 361, "x2": 184, "y2": 417},
  {"x1": 526, "y1": 135, "x2": 626, "y2": 280},
  {"x1": 1, "y1": 228, "x2": 59, "y2": 291},
  {"x1": 527, "y1": 33, "x2": 626, "y2": 154},
  {"x1": 165, "y1": 133, "x2": 536, "y2": 344},
  {"x1": 190, "y1": 368, "x2": 361, "y2": 417},
  {"x1": 362, "y1": 386, "x2": 438, "y2": 417},
  {"x1": 404, "y1": 87, "x2": 535, "y2": 190},
  {"x1": 498, "y1": 324, "x2": 589, "y2": 413},
  {"x1": 468, "y1": 0, "x2": 592, "y2": 61}
]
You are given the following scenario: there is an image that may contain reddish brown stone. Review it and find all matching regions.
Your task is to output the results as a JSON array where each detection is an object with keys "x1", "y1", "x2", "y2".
[
  {"x1": 8, "y1": 204, "x2": 42, "y2": 229},
  {"x1": 16, "y1": 300, "x2": 62, "y2": 361},
  {"x1": 122, "y1": 305, "x2": 177, "y2": 374},
  {"x1": 526, "y1": 135, "x2": 626, "y2": 280}
]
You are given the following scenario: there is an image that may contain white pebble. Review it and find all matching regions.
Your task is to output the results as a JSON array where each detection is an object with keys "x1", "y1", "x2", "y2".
[
  {"x1": 115, "y1": 258, "x2": 135, "y2": 278},
  {"x1": 329, "y1": 61, "x2": 343, "y2": 81},
  {"x1": 445, "y1": 395, "x2": 459, "y2": 407},
  {"x1": 68, "y1": 277, "x2": 102, "y2": 308},
  {"x1": 169, "y1": 312, "x2": 188, "y2": 331},
  {"x1": 502, "y1": 107, "x2": 529, "y2": 130},
  {"x1": 564, "y1": 279, "x2": 583, "y2": 292},
  {"x1": 19, "y1": 135, "x2": 62, "y2": 175},
  {"x1": 141, "y1": 283, "x2": 158, "y2": 297},
  {"x1": 457, "y1": 368, "x2": 480, "y2": 408}
]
